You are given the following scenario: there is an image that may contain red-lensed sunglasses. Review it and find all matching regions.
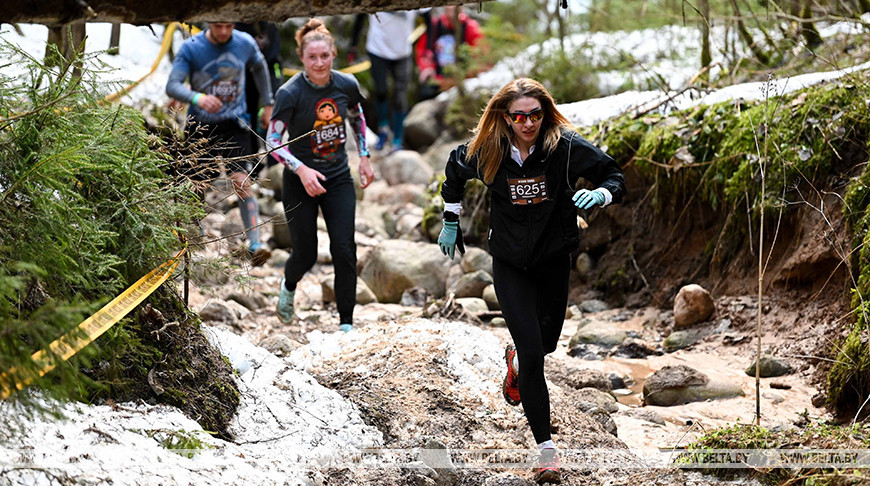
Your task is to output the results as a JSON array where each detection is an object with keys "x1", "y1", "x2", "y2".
[{"x1": 507, "y1": 108, "x2": 543, "y2": 124}]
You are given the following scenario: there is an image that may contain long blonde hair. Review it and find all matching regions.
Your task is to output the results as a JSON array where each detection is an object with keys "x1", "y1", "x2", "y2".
[
  {"x1": 468, "y1": 78, "x2": 572, "y2": 184},
  {"x1": 295, "y1": 18, "x2": 336, "y2": 58}
]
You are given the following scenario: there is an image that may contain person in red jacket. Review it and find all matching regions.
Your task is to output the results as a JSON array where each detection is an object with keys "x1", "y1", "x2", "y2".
[{"x1": 414, "y1": 5, "x2": 485, "y2": 100}]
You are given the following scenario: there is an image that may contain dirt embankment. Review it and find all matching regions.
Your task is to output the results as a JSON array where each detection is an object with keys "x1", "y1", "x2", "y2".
[{"x1": 577, "y1": 149, "x2": 855, "y2": 393}]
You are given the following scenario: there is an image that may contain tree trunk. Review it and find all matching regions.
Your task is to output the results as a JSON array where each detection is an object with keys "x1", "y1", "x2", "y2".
[
  {"x1": 554, "y1": 0, "x2": 566, "y2": 52},
  {"x1": 109, "y1": 22, "x2": 121, "y2": 54},
  {"x1": 699, "y1": 0, "x2": 711, "y2": 79},
  {"x1": 800, "y1": 1, "x2": 822, "y2": 49},
  {"x1": 728, "y1": 0, "x2": 770, "y2": 65},
  {"x1": 45, "y1": 21, "x2": 86, "y2": 78}
]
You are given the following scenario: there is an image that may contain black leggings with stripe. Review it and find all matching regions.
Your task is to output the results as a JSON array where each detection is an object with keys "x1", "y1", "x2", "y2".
[{"x1": 492, "y1": 253, "x2": 570, "y2": 444}]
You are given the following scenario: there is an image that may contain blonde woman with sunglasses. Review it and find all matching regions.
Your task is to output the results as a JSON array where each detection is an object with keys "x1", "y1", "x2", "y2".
[{"x1": 438, "y1": 78, "x2": 625, "y2": 485}]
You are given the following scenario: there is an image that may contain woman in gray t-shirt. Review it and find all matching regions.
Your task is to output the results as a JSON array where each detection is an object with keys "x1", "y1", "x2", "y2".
[{"x1": 266, "y1": 18, "x2": 375, "y2": 333}]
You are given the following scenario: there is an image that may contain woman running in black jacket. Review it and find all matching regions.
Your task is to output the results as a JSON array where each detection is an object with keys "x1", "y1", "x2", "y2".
[{"x1": 437, "y1": 78, "x2": 625, "y2": 484}]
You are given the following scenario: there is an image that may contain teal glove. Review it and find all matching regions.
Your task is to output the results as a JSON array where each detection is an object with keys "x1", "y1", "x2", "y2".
[
  {"x1": 438, "y1": 220, "x2": 465, "y2": 260},
  {"x1": 572, "y1": 188, "x2": 606, "y2": 210}
]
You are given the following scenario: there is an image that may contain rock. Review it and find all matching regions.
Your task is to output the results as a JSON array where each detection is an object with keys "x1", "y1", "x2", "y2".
[
  {"x1": 569, "y1": 319, "x2": 626, "y2": 348},
  {"x1": 811, "y1": 392, "x2": 826, "y2": 408},
  {"x1": 220, "y1": 207, "x2": 244, "y2": 240},
  {"x1": 382, "y1": 210, "x2": 398, "y2": 238},
  {"x1": 455, "y1": 297, "x2": 488, "y2": 314},
  {"x1": 401, "y1": 287, "x2": 429, "y2": 307},
  {"x1": 567, "y1": 343, "x2": 606, "y2": 360},
  {"x1": 258, "y1": 334, "x2": 302, "y2": 357},
  {"x1": 574, "y1": 253, "x2": 593, "y2": 281},
  {"x1": 609, "y1": 373, "x2": 626, "y2": 390},
  {"x1": 611, "y1": 339, "x2": 662, "y2": 358},
  {"x1": 579, "y1": 299, "x2": 610, "y2": 313},
  {"x1": 316, "y1": 231, "x2": 332, "y2": 264},
  {"x1": 320, "y1": 276, "x2": 378, "y2": 305},
  {"x1": 482, "y1": 473, "x2": 531, "y2": 486},
  {"x1": 268, "y1": 248, "x2": 290, "y2": 267},
  {"x1": 745, "y1": 355, "x2": 793, "y2": 377},
  {"x1": 565, "y1": 369, "x2": 613, "y2": 392},
  {"x1": 226, "y1": 292, "x2": 268, "y2": 311},
  {"x1": 190, "y1": 257, "x2": 230, "y2": 286},
  {"x1": 566, "y1": 305, "x2": 582, "y2": 319},
  {"x1": 482, "y1": 284, "x2": 500, "y2": 310},
  {"x1": 404, "y1": 99, "x2": 446, "y2": 150},
  {"x1": 224, "y1": 300, "x2": 251, "y2": 321},
  {"x1": 421, "y1": 137, "x2": 460, "y2": 173},
  {"x1": 448, "y1": 270, "x2": 493, "y2": 298},
  {"x1": 272, "y1": 210, "x2": 292, "y2": 249},
  {"x1": 460, "y1": 247, "x2": 493, "y2": 275},
  {"x1": 489, "y1": 317, "x2": 506, "y2": 327},
  {"x1": 198, "y1": 301, "x2": 237, "y2": 324},
  {"x1": 643, "y1": 365, "x2": 744, "y2": 406},
  {"x1": 356, "y1": 202, "x2": 392, "y2": 238},
  {"x1": 380, "y1": 150, "x2": 435, "y2": 186},
  {"x1": 587, "y1": 407, "x2": 618, "y2": 436},
  {"x1": 673, "y1": 284, "x2": 715, "y2": 328},
  {"x1": 403, "y1": 462, "x2": 438, "y2": 486},
  {"x1": 259, "y1": 163, "x2": 283, "y2": 192},
  {"x1": 445, "y1": 264, "x2": 464, "y2": 294},
  {"x1": 395, "y1": 211, "x2": 425, "y2": 240},
  {"x1": 663, "y1": 329, "x2": 706, "y2": 352},
  {"x1": 360, "y1": 240, "x2": 455, "y2": 302},
  {"x1": 420, "y1": 438, "x2": 457, "y2": 486},
  {"x1": 575, "y1": 387, "x2": 619, "y2": 413},
  {"x1": 364, "y1": 182, "x2": 429, "y2": 207},
  {"x1": 618, "y1": 408, "x2": 665, "y2": 425}
]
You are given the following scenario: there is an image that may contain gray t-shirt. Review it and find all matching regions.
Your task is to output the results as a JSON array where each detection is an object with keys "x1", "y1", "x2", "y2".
[{"x1": 272, "y1": 71, "x2": 364, "y2": 179}]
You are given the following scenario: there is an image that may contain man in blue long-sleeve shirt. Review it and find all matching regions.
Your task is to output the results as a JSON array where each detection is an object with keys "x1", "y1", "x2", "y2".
[{"x1": 166, "y1": 22, "x2": 274, "y2": 265}]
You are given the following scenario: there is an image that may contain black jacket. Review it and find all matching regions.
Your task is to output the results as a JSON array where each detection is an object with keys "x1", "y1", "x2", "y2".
[{"x1": 441, "y1": 128, "x2": 626, "y2": 269}]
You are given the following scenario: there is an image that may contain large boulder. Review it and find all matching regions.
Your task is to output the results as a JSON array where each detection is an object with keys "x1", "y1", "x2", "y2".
[
  {"x1": 564, "y1": 369, "x2": 613, "y2": 392},
  {"x1": 745, "y1": 355, "x2": 793, "y2": 377},
  {"x1": 404, "y1": 98, "x2": 446, "y2": 150},
  {"x1": 643, "y1": 365, "x2": 744, "y2": 406},
  {"x1": 364, "y1": 181, "x2": 429, "y2": 207},
  {"x1": 272, "y1": 209, "x2": 292, "y2": 249},
  {"x1": 320, "y1": 275, "x2": 378, "y2": 305},
  {"x1": 445, "y1": 264, "x2": 464, "y2": 294},
  {"x1": 360, "y1": 240, "x2": 455, "y2": 303},
  {"x1": 663, "y1": 329, "x2": 706, "y2": 352},
  {"x1": 482, "y1": 284, "x2": 499, "y2": 310},
  {"x1": 674, "y1": 284, "x2": 715, "y2": 328},
  {"x1": 447, "y1": 270, "x2": 493, "y2": 298},
  {"x1": 421, "y1": 136, "x2": 459, "y2": 173},
  {"x1": 380, "y1": 150, "x2": 435, "y2": 186},
  {"x1": 575, "y1": 387, "x2": 619, "y2": 413},
  {"x1": 460, "y1": 247, "x2": 493, "y2": 275},
  {"x1": 455, "y1": 297, "x2": 488, "y2": 314},
  {"x1": 569, "y1": 319, "x2": 627, "y2": 348}
]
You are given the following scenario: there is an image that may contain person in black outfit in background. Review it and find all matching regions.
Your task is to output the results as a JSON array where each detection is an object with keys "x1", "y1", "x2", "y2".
[{"x1": 437, "y1": 78, "x2": 625, "y2": 485}]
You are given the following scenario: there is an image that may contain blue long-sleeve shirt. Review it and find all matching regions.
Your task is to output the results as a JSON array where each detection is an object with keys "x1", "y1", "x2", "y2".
[{"x1": 166, "y1": 30, "x2": 274, "y2": 125}]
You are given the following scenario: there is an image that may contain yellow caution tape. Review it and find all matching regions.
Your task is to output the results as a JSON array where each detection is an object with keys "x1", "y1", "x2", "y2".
[
  {"x1": 409, "y1": 23, "x2": 426, "y2": 44},
  {"x1": 282, "y1": 59, "x2": 371, "y2": 78},
  {"x1": 103, "y1": 22, "x2": 178, "y2": 103},
  {"x1": 0, "y1": 247, "x2": 187, "y2": 400}
]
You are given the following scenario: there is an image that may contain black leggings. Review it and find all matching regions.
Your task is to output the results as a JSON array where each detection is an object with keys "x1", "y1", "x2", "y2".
[
  {"x1": 492, "y1": 254, "x2": 570, "y2": 444},
  {"x1": 282, "y1": 168, "x2": 357, "y2": 324},
  {"x1": 369, "y1": 52, "x2": 411, "y2": 116}
]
